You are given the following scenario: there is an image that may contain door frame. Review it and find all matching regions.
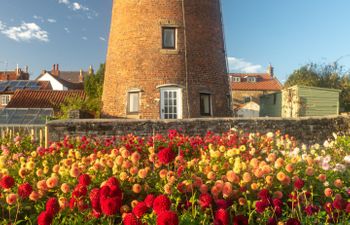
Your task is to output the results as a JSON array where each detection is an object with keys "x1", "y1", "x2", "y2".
[{"x1": 160, "y1": 87, "x2": 183, "y2": 119}]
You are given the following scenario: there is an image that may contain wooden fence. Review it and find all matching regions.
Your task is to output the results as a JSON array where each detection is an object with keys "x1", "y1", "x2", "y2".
[{"x1": 0, "y1": 125, "x2": 47, "y2": 147}]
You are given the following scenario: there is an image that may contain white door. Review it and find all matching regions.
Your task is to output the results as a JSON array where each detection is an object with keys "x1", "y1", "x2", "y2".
[{"x1": 160, "y1": 88, "x2": 182, "y2": 119}]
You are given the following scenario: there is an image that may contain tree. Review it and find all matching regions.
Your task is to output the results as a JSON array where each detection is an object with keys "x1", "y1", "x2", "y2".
[
  {"x1": 59, "y1": 63, "x2": 105, "y2": 118},
  {"x1": 285, "y1": 62, "x2": 350, "y2": 112}
]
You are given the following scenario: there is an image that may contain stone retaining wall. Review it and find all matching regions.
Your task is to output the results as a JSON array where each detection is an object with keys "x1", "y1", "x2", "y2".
[{"x1": 46, "y1": 116, "x2": 350, "y2": 145}]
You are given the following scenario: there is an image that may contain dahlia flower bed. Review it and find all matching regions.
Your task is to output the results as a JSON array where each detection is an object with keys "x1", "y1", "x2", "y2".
[{"x1": 0, "y1": 130, "x2": 349, "y2": 225}]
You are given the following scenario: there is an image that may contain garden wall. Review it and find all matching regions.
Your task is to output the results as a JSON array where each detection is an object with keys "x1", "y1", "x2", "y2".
[{"x1": 46, "y1": 116, "x2": 350, "y2": 145}]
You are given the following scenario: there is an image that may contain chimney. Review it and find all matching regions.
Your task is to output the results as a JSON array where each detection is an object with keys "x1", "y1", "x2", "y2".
[
  {"x1": 79, "y1": 69, "x2": 84, "y2": 82},
  {"x1": 88, "y1": 65, "x2": 94, "y2": 75},
  {"x1": 25, "y1": 65, "x2": 29, "y2": 73},
  {"x1": 16, "y1": 64, "x2": 20, "y2": 76},
  {"x1": 51, "y1": 64, "x2": 60, "y2": 76},
  {"x1": 267, "y1": 64, "x2": 274, "y2": 77}
]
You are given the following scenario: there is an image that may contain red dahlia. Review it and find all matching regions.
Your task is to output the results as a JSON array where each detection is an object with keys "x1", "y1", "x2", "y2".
[
  {"x1": 232, "y1": 215, "x2": 248, "y2": 225},
  {"x1": 89, "y1": 188, "x2": 101, "y2": 210},
  {"x1": 199, "y1": 193, "x2": 212, "y2": 209},
  {"x1": 156, "y1": 210, "x2": 179, "y2": 225},
  {"x1": 0, "y1": 175, "x2": 15, "y2": 189},
  {"x1": 214, "y1": 209, "x2": 229, "y2": 225},
  {"x1": 266, "y1": 218, "x2": 277, "y2": 225},
  {"x1": 132, "y1": 201, "x2": 148, "y2": 218},
  {"x1": 255, "y1": 200, "x2": 269, "y2": 214},
  {"x1": 294, "y1": 178, "x2": 305, "y2": 190},
  {"x1": 78, "y1": 174, "x2": 91, "y2": 186},
  {"x1": 144, "y1": 194, "x2": 155, "y2": 208},
  {"x1": 100, "y1": 196, "x2": 122, "y2": 216},
  {"x1": 153, "y1": 195, "x2": 171, "y2": 215},
  {"x1": 258, "y1": 189, "x2": 270, "y2": 200},
  {"x1": 123, "y1": 213, "x2": 142, "y2": 225},
  {"x1": 37, "y1": 211, "x2": 53, "y2": 225},
  {"x1": 105, "y1": 176, "x2": 120, "y2": 188},
  {"x1": 157, "y1": 147, "x2": 176, "y2": 164},
  {"x1": 18, "y1": 182, "x2": 33, "y2": 199},
  {"x1": 46, "y1": 198, "x2": 59, "y2": 216},
  {"x1": 286, "y1": 218, "x2": 301, "y2": 225}
]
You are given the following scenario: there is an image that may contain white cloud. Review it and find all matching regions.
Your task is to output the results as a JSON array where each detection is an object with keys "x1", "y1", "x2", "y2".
[
  {"x1": 64, "y1": 27, "x2": 70, "y2": 33},
  {"x1": 0, "y1": 21, "x2": 5, "y2": 30},
  {"x1": 58, "y1": 0, "x2": 70, "y2": 4},
  {"x1": 82, "y1": 36, "x2": 87, "y2": 40},
  {"x1": 57, "y1": 0, "x2": 97, "y2": 18},
  {"x1": 227, "y1": 57, "x2": 263, "y2": 73},
  {"x1": 33, "y1": 15, "x2": 44, "y2": 22},
  {"x1": 99, "y1": 37, "x2": 106, "y2": 41},
  {"x1": 72, "y1": 2, "x2": 89, "y2": 11},
  {"x1": 47, "y1": 18, "x2": 57, "y2": 23},
  {"x1": 0, "y1": 21, "x2": 49, "y2": 42}
]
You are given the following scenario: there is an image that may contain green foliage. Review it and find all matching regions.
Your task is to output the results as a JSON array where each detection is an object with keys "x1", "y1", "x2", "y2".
[
  {"x1": 285, "y1": 62, "x2": 350, "y2": 111},
  {"x1": 58, "y1": 63, "x2": 105, "y2": 119},
  {"x1": 84, "y1": 63, "x2": 105, "y2": 99}
]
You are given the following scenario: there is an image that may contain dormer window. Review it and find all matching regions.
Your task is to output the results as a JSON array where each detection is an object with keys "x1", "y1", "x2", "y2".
[
  {"x1": 232, "y1": 77, "x2": 241, "y2": 82},
  {"x1": 247, "y1": 77, "x2": 256, "y2": 82}
]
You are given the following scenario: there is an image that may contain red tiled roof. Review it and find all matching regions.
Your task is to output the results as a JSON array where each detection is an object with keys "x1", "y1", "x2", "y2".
[
  {"x1": 6, "y1": 90, "x2": 86, "y2": 110},
  {"x1": 0, "y1": 71, "x2": 29, "y2": 81},
  {"x1": 229, "y1": 73, "x2": 283, "y2": 91}
]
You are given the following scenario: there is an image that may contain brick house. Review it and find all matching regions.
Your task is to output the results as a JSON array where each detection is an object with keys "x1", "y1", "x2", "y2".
[
  {"x1": 0, "y1": 80, "x2": 51, "y2": 108},
  {"x1": 0, "y1": 66, "x2": 30, "y2": 81},
  {"x1": 36, "y1": 64, "x2": 93, "y2": 90},
  {"x1": 229, "y1": 65, "x2": 283, "y2": 116},
  {"x1": 102, "y1": 0, "x2": 232, "y2": 119}
]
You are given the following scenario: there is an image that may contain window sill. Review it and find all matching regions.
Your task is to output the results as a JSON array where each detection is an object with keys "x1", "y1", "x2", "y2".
[{"x1": 160, "y1": 49, "x2": 179, "y2": 55}]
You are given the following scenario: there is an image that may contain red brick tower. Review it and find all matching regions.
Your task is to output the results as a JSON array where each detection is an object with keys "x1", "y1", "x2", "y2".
[{"x1": 102, "y1": 0, "x2": 232, "y2": 119}]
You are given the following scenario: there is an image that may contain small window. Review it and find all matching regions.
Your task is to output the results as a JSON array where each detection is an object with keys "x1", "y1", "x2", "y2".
[
  {"x1": 200, "y1": 93, "x2": 211, "y2": 116},
  {"x1": 273, "y1": 93, "x2": 277, "y2": 105},
  {"x1": 232, "y1": 77, "x2": 241, "y2": 82},
  {"x1": 162, "y1": 27, "x2": 176, "y2": 49},
  {"x1": 247, "y1": 77, "x2": 256, "y2": 82},
  {"x1": 1, "y1": 95, "x2": 10, "y2": 106},
  {"x1": 127, "y1": 92, "x2": 140, "y2": 114},
  {"x1": 244, "y1": 96, "x2": 252, "y2": 103}
]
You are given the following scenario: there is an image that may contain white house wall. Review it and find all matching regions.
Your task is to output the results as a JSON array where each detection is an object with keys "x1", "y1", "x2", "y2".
[{"x1": 37, "y1": 73, "x2": 67, "y2": 90}]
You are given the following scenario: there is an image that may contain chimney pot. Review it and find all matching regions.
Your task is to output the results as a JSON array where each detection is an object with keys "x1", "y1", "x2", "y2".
[
  {"x1": 25, "y1": 66, "x2": 29, "y2": 73},
  {"x1": 267, "y1": 64, "x2": 274, "y2": 77}
]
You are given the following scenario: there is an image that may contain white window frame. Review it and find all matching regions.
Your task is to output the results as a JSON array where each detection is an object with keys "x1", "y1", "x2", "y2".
[
  {"x1": 247, "y1": 77, "x2": 256, "y2": 82},
  {"x1": 160, "y1": 87, "x2": 182, "y2": 119},
  {"x1": 1, "y1": 95, "x2": 11, "y2": 106},
  {"x1": 127, "y1": 91, "x2": 140, "y2": 114}
]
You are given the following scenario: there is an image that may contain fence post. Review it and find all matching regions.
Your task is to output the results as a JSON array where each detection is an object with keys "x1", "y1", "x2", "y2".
[
  {"x1": 39, "y1": 128, "x2": 43, "y2": 147},
  {"x1": 45, "y1": 125, "x2": 48, "y2": 148}
]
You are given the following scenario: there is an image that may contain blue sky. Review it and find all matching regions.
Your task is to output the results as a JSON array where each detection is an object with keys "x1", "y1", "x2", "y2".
[{"x1": 1, "y1": 0, "x2": 350, "y2": 83}]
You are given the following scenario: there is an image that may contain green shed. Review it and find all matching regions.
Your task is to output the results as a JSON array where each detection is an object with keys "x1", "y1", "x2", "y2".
[
  {"x1": 260, "y1": 85, "x2": 341, "y2": 117},
  {"x1": 260, "y1": 92, "x2": 282, "y2": 117},
  {"x1": 281, "y1": 85, "x2": 340, "y2": 117}
]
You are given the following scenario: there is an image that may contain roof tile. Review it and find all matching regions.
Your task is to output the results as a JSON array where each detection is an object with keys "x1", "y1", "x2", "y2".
[{"x1": 6, "y1": 90, "x2": 86, "y2": 111}]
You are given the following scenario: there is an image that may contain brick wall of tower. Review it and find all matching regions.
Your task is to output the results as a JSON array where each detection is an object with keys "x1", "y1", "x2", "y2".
[{"x1": 102, "y1": 0, "x2": 232, "y2": 119}]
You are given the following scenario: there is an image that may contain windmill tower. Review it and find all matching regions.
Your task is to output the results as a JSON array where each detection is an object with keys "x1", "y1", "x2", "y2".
[{"x1": 102, "y1": 0, "x2": 232, "y2": 119}]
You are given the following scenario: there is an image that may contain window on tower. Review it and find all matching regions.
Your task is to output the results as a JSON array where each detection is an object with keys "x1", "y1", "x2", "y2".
[
  {"x1": 127, "y1": 92, "x2": 140, "y2": 114},
  {"x1": 162, "y1": 27, "x2": 176, "y2": 49},
  {"x1": 200, "y1": 93, "x2": 212, "y2": 116}
]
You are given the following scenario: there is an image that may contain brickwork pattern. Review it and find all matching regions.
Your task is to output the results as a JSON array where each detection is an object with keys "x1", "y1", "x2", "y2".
[
  {"x1": 47, "y1": 116, "x2": 350, "y2": 145},
  {"x1": 102, "y1": 0, "x2": 231, "y2": 119}
]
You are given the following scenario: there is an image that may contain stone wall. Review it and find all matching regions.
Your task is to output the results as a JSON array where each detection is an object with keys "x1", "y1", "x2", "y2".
[{"x1": 46, "y1": 116, "x2": 350, "y2": 145}]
